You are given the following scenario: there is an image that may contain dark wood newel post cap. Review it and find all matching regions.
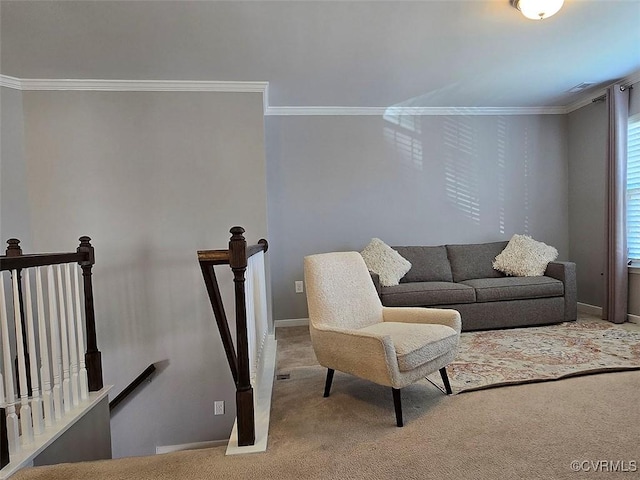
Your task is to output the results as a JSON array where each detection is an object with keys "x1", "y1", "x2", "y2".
[
  {"x1": 6, "y1": 238, "x2": 22, "y2": 256},
  {"x1": 77, "y1": 236, "x2": 95, "y2": 265},
  {"x1": 230, "y1": 226, "x2": 245, "y2": 238},
  {"x1": 79, "y1": 236, "x2": 92, "y2": 246}
]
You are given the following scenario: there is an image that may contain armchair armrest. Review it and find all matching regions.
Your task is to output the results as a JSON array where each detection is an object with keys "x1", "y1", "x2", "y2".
[
  {"x1": 544, "y1": 261, "x2": 577, "y2": 321},
  {"x1": 310, "y1": 325, "x2": 398, "y2": 387},
  {"x1": 382, "y1": 307, "x2": 462, "y2": 334}
]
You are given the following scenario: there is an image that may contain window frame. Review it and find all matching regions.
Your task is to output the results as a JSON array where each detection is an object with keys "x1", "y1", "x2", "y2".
[{"x1": 626, "y1": 113, "x2": 640, "y2": 265}]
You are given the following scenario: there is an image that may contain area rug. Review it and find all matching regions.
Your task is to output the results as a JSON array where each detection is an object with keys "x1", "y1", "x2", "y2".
[{"x1": 427, "y1": 320, "x2": 640, "y2": 394}]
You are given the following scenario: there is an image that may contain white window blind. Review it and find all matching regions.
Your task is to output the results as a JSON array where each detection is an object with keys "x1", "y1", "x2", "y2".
[{"x1": 627, "y1": 115, "x2": 640, "y2": 262}]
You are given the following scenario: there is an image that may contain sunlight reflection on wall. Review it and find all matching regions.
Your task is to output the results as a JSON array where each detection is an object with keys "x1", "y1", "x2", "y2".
[
  {"x1": 443, "y1": 117, "x2": 480, "y2": 225},
  {"x1": 382, "y1": 112, "x2": 423, "y2": 171},
  {"x1": 497, "y1": 117, "x2": 506, "y2": 234},
  {"x1": 522, "y1": 127, "x2": 530, "y2": 235}
]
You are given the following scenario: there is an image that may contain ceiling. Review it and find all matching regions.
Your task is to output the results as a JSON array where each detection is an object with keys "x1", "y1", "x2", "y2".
[{"x1": 1, "y1": 0, "x2": 639, "y2": 109}]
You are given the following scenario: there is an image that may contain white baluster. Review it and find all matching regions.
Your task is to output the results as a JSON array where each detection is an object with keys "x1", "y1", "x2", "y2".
[
  {"x1": 0, "y1": 273, "x2": 21, "y2": 454},
  {"x1": 36, "y1": 267, "x2": 55, "y2": 427},
  {"x1": 73, "y1": 264, "x2": 89, "y2": 401},
  {"x1": 55, "y1": 266, "x2": 71, "y2": 412},
  {"x1": 64, "y1": 264, "x2": 80, "y2": 407},
  {"x1": 12, "y1": 269, "x2": 34, "y2": 444},
  {"x1": 251, "y1": 252, "x2": 268, "y2": 373},
  {"x1": 244, "y1": 256, "x2": 256, "y2": 383},
  {"x1": 47, "y1": 266, "x2": 64, "y2": 420},
  {"x1": 25, "y1": 269, "x2": 45, "y2": 435},
  {"x1": 258, "y1": 252, "x2": 268, "y2": 346}
]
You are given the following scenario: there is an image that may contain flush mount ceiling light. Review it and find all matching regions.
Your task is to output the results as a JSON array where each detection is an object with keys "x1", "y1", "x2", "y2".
[{"x1": 511, "y1": 0, "x2": 565, "y2": 20}]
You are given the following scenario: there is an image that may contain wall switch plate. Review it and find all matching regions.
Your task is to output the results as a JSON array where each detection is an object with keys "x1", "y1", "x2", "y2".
[
  {"x1": 295, "y1": 280, "x2": 304, "y2": 293},
  {"x1": 214, "y1": 401, "x2": 225, "y2": 415}
]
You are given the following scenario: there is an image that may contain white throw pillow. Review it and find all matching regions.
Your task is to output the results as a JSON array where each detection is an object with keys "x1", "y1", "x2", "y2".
[
  {"x1": 360, "y1": 238, "x2": 412, "y2": 287},
  {"x1": 493, "y1": 234, "x2": 558, "y2": 277}
]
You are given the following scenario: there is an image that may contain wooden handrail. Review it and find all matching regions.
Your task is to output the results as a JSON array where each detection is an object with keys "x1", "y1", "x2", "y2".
[
  {"x1": 0, "y1": 253, "x2": 88, "y2": 271},
  {"x1": 197, "y1": 239, "x2": 268, "y2": 266},
  {"x1": 109, "y1": 364, "x2": 157, "y2": 413}
]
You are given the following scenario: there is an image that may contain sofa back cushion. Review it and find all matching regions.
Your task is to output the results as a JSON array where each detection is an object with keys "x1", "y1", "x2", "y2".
[
  {"x1": 446, "y1": 241, "x2": 508, "y2": 282},
  {"x1": 393, "y1": 246, "x2": 453, "y2": 283}
]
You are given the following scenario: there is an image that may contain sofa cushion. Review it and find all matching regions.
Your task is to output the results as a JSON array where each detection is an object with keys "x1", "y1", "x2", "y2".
[
  {"x1": 393, "y1": 246, "x2": 453, "y2": 283},
  {"x1": 446, "y1": 241, "x2": 508, "y2": 282},
  {"x1": 360, "y1": 238, "x2": 412, "y2": 287},
  {"x1": 461, "y1": 276, "x2": 564, "y2": 303},
  {"x1": 359, "y1": 322, "x2": 458, "y2": 372},
  {"x1": 381, "y1": 281, "x2": 476, "y2": 307}
]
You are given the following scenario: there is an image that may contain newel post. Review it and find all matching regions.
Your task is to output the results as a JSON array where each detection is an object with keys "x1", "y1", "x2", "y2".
[
  {"x1": 77, "y1": 236, "x2": 103, "y2": 391},
  {"x1": 228, "y1": 226, "x2": 255, "y2": 446}
]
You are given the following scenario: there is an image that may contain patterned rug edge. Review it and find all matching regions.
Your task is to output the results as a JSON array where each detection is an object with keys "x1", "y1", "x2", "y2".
[{"x1": 428, "y1": 365, "x2": 640, "y2": 395}]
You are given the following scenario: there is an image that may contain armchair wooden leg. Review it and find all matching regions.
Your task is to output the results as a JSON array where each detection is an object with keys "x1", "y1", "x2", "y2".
[
  {"x1": 440, "y1": 367, "x2": 453, "y2": 395},
  {"x1": 323, "y1": 368, "x2": 335, "y2": 397},
  {"x1": 392, "y1": 388, "x2": 403, "y2": 427}
]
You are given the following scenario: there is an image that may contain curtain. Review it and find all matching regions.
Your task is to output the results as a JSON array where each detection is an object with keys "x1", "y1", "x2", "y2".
[{"x1": 603, "y1": 84, "x2": 630, "y2": 324}]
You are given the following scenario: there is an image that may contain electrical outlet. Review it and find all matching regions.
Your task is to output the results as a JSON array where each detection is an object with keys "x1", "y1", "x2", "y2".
[
  {"x1": 214, "y1": 401, "x2": 225, "y2": 415},
  {"x1": 295, "y1": 280, "x2": 304, "y2": 293}
]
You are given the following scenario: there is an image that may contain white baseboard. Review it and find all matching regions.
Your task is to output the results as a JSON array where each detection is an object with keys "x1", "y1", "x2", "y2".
[
  {"x1": 156, "y1": 439, "x2": 228, "y2": 455},
  {"x1": 577, "y1": 302, "x2": 603, "y2": 317},
  {"x1": 578, "y1": 302, "x2": 640, "y2": 324},
  {"x1": 274, "y1": 318, "x2": 309, "y2": 328}
]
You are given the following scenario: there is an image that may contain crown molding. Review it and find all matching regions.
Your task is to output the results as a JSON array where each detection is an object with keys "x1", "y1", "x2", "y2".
[
  {"x1": 266, "y1": 106, "x2": 386, "y2": 116},
  {"x1": 0, "y1": 76, "x2": 269, "y2": 93},
  {"x1": 4, "y1": 72, "x2": 638, "y2": 116},
  {"x1": 0, "y1": 75, "x2": 269, "y2": 112},
  {"x1": 565, "y1": 93, "x2": 602, "y2": 114},
  {"x1": 265, "y1": 105, "x2": 567, "y2": 116},
  {"x1": 565, "y1": 69, "x2": 640, "y2": 114},
  {"x1": 0, "y1": 75, "x2": 22, "y2": 89}
]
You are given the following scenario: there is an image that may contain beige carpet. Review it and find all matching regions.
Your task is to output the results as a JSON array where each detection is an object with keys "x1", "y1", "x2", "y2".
[
  {"x1": 12, "y1": 316, "x2": 640, "y2": 480},
  {"x1": 427, "y1": 319, "x2": 640, "y2": 394}
]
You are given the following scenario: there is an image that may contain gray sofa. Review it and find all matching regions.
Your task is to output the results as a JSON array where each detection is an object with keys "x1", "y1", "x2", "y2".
[{"x1": 370, "y1": 241, "x2": 577, "y2": 331}]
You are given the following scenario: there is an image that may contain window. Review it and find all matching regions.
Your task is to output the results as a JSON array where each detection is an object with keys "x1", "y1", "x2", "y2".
[{"x1": 627, "y1": 114, "x2": 640, "y2": 263}]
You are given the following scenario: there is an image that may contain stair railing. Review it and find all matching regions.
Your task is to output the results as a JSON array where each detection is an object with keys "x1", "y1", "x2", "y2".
[
  {"x1": 0, "y1": 237, "x2": 104, "y2": 474},
  {"x1": 198, "y1": 227, "x2": 269, "y2": 447}
]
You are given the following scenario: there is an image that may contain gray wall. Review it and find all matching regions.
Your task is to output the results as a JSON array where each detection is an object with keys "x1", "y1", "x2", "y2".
[
  {"x1": 567, "y1": 81, "x2": 640, "y2": 310},
  {"x1": 16, "y1": 90, "x2": 268, "y2": 458},
  {"x1": 567, "y1": 101, "x2": 607, "y2": 307},
  {"x1": 266, "y1": 114, "x2": 569, "y2": 320},
  {"x1": 34, "y1": 397, "x2": 111, "y2": 466},
  {"x1": 0, "y1": 86, "x2": 31, "y2": 249}
]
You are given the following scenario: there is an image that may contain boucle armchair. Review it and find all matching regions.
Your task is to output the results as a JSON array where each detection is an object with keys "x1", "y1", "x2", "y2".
[{"x1": 304, "y1": 252, "x2": 461, "y2": 427}]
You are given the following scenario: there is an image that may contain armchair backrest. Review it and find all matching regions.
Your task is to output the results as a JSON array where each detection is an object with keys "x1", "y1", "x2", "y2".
[{"x1": 304, "y1": 252, "x2": 383, "y2": 330}]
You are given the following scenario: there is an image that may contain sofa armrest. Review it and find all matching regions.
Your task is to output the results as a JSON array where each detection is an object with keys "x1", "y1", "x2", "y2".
[
  {"x1": 369, "y1": 271, "x2": 382, "y2": 296},
  {"x1": 545, "y1": 261, "x2": 577, "y2": 321}
]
